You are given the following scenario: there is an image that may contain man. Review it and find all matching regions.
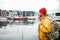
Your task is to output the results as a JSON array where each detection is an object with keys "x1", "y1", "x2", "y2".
[{"x1": 38, "y1": 8, "x2": 52, "y2": 40}]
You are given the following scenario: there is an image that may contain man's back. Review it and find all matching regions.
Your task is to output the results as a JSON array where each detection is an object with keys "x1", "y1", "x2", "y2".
[{"x1": 38, "y1": 17, "x2": 52, "y2": 40}]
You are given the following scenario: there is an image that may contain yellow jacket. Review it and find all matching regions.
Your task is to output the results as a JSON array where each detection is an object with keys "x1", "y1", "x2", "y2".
[{"x1": 38, "y1": 17, "x2": 52, "y2": 40}]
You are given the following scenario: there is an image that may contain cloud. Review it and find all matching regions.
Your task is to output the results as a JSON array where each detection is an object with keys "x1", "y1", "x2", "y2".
[{"x1": 0, "y1": 0, "x2": 59, "y2": 12}]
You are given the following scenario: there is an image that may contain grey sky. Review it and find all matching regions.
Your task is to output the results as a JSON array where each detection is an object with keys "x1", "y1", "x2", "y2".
[{"x1": 0, "y1": 0, "x2": 59, "y2": 12}]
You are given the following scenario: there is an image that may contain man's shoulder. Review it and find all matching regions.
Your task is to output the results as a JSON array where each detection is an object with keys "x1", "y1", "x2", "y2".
[
  {"x1": 43, "y1": 17, "x2": 52, "y2": 23},
  {"x1": 46, "y1": 17, "x2": 52, "y2": 21}
]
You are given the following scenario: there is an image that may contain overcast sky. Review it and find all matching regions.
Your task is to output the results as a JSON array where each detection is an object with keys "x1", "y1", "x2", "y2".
[{"x1": 0, "y1": 0, "x2": 59, "y2": 12}]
